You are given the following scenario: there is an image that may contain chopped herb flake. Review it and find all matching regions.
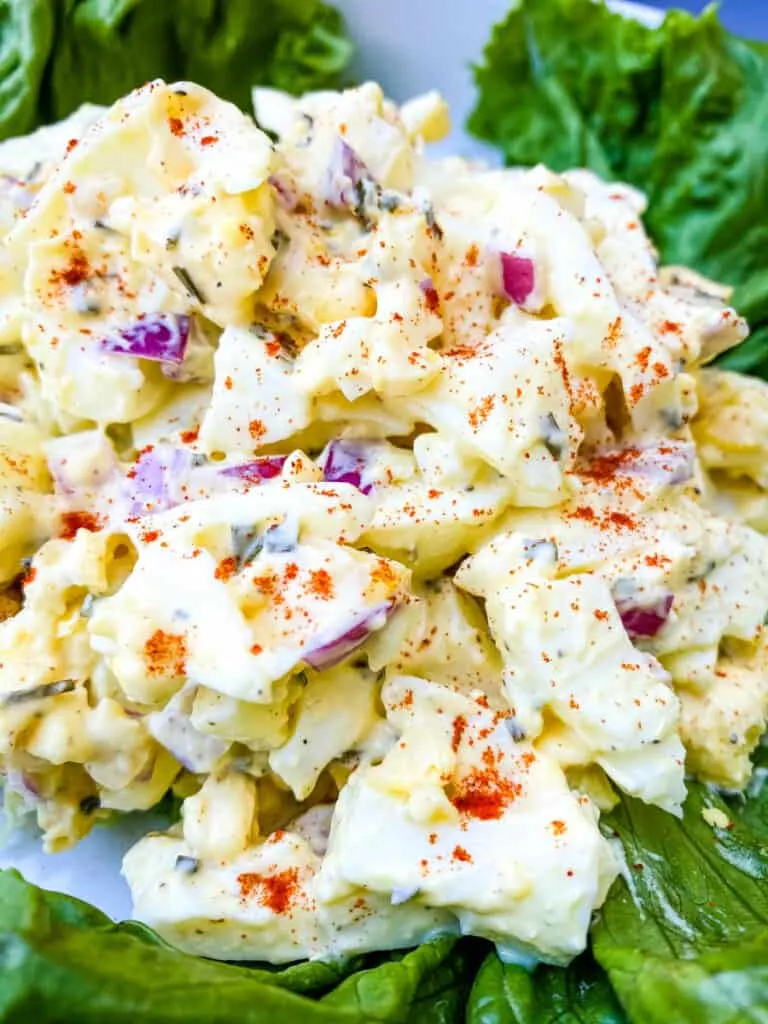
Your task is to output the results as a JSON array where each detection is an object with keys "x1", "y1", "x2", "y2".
[
  {"x1": 172, "y1": 266, "x2": 206, "y2": 304},
  {"x1": 3, "y1": 679, "x2": 76, "y2": 706}
]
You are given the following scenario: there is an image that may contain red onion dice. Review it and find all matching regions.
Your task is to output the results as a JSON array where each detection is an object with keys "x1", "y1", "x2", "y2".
[
  {"x1": 499, "y1": 253, "x2": 535, "y2": 305},
  {"x1": 101, "y1": 314, "x2": 190, "y2": 365},
  {"x1": 582, "y1": 443, "x2": 695, "y2": 488},
  {"x1": 615, "y1": 592, "x2": 673, "y2": 639},
  {"x1": 4, "y1": 769, "x2": 42, "y2": 804},
  {"x1": 125, "y1": 444, "x2": 195, "y2": 515},
  {"x1": 304, "y1": 600, "x2": 397, "y2": 670},
  {"x1": 644, "y1": 444, "x2": 695, "y2": 486},
  {"x1": 321, "y1": 440, "x2": 374, "y2": 495},
  {"x1": 323, "y1": 137, "x2": 372, "y2": 209},
  {"x1": 268, "y1": 174, "x2": 298, "y2": 211},
  {"x1": 220, "y1": 457, "x2": 287, "y2": 483}
]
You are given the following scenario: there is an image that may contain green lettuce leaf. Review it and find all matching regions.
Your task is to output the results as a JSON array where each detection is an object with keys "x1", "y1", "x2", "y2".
[
  {"x1": 592, "y1": 782, "x2": 768, "y2": 1022},
  {"x1": 0, "y1": 868, "x2": 479, "y2": 1023},
  {"x1": 468, "y1": 0, "x2": 768, "y2": 376},
  {"x1": 0, "y1": 0, "x2": 352, "y2": 142},
  {"x1": 596, "y1": 935, "x2": 768, "y2": 1024},
  {"x1": 322, "y1": 937, "x2": 483, "y2": 1023},
  {"x1": 0, "y1": 0, "x2": 54, "y2": 139},
  {"x1": 734, "y1": 741, "x2": 768, "y2": 840},
  {"x1": 465, "y1": 950, "x2": 626, "y2": 1024}
]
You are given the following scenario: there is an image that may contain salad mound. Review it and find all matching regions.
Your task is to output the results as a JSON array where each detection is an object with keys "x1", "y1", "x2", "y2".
[
  {"x1": 0, "y1": 70, "x2": 765, "y2": 977},
  {"x1": 0, "y1": 2, "x2": 767, "y2": 1021}
]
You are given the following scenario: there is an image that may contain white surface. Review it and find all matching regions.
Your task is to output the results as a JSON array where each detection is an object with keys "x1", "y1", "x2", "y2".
[
  {"x1": 0, "y1": 0, "x2": 661, "y2": 922},
  {"x1": 0, "y1": 812, "x2": 165, "y2": 920}
]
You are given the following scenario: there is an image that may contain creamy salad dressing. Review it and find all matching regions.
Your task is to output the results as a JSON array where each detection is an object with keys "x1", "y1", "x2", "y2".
[{"x1": 0, "y1": 78, "x2": 765, "y2": 966}]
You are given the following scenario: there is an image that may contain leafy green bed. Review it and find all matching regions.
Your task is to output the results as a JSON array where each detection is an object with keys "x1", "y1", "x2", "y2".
[
  {"x1": 1, "y1": 1, "x2": 768, "y2": 1021},
  {"x1": 2, "y1": 763, "x2": 766, "y2": 1022},
  {"x1": 0, "y1": 0, "x2": 353, "y2": 139}
]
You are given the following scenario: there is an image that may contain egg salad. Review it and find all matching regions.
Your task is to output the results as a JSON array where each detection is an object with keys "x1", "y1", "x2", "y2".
[{"x1": 0, "y1": 76, "x2": 765, "y2": 968}]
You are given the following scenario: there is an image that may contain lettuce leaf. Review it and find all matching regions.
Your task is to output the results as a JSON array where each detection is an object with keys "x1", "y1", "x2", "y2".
[
  {"x1": 596, "y1": 935, "x2": 768, "y2": 1024},
  {"x1": 736, "y1": 741, "x2": 768, "y2": 840},
  {"x1": 592, "y1": 782, "x2": 768, "y2": 1022},
  {"x1": 0, "y1": 0, "x2": 352, "y2": 142},
  {"x1": 0, "y1": 0, "x2": 54, "y2": 140},
  {"x1": 465, "y1": 950, "x2": 626, "y2": 1023},
  {"x1": 0, "y1": 868, "x2": 479, "y2": 1023},
  {"x1": 468, "y1": 0, "x2": 768, "y2": 377}
]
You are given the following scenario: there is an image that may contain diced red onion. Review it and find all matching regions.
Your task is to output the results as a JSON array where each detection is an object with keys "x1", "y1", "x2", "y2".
[
  {"x1": 643, "y1": 443, "x2": 695, "y2": 486},
  {"x1": 499, "y1": 253, "x2": 535, "y2": 305},
  {"x1": 584, "y1": 443, "x2": 695, "y2": 488},
  {"x1": 101, "y1": 314, "x2": 190, "y2": 365},
  {"x1": 321, "y1": 440, "x2": 374, "y2": 495},
  {"x1": 323, "y1": 137, "x2": 371, "y2": 208},
  {"x1": 220, "y1": 457, "x2": 287, "y2": 483},
  {"x1": 125, "y1": 444, "x2": 195, "y2": 515},
  {"x1": 268, "y1": 174, "x2": 298, "y2": 211},
  {"x1": 304, "y1": 600, "x2": 397, "y2": 670},
  {"x1": 4, "y1": 769, "x2": 42, "y2": 806},
  {"x1": 615, "y1": 592, "x2": 673, "y2": 639}
]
